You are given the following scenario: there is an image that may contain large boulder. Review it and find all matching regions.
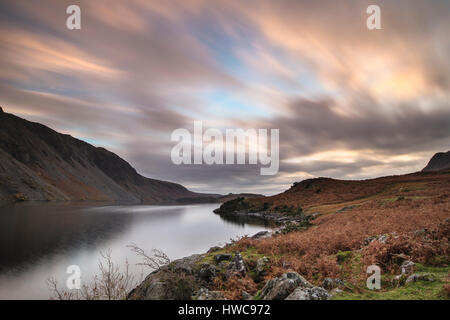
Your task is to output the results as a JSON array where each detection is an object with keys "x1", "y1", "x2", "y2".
[
  {"x1": 128, "y1": 254, "x2": 201, "y2": 300},
  {"x1": 285, "y1": 287, "x2": 330, "y2": 300},
  {"x1": 260, "y1": 272, "x2": 313, "y2": 300}
]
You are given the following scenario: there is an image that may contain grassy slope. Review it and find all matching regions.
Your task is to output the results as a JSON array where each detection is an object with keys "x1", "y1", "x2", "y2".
[{"x1": 210, "y1": 171, "x2": 450, "y2": 299}]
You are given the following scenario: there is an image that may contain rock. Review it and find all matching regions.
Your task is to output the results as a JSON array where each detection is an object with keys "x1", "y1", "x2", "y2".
[
  {"x1": 321, "y1": 278, "x2": 344, "y2": 290},
  {"x1": 128, "y1": 254, "x2": 201, "y2": 300},
  {"x1": 256, "y1": 257, "x2": 270, "y2": 279},
  {"x1": 199, "y1": 263, "x2": 218, "y2": 283},
  {"x1": 364, "y1": 234, "x2": 389, "y2": 246},
  {"x1": 226, "y1": 253, "x2": 247, "y2": 278},
  {"x1": 241, "y1": 291, "x2": 252, "y2": 300},
  {"x1": 405, "y1": 273, "x2": 436, "y2": 284},
  {"x1": 400, "y1": 260, "x2": 415, "y2": 274},
  {"x1": 214, "y1": 253, "x2": 232, "y2": 262},
  {"x1": 251, "y1": 231, "x2": 271, "y2": 239},
  {"x1": 0, "y1": 106, "x2": 3, "y2": 113},
  {"x1": 285, "y1": 287, "x2": 330, "y2": 300},
  {"x1": 207, "y1": 246, "x2": 222, "y2": 253},
  {"x1": 260, "y1": 272, "x2": 313, "y2": 300},
  {"x1": 195, "y1": 288, "x2": 226, "y2": 300}
]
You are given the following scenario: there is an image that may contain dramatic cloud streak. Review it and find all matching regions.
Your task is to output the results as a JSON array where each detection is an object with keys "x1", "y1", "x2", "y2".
[{"x1": 1, "y1": 0, "x2": 449, "y2": 195}]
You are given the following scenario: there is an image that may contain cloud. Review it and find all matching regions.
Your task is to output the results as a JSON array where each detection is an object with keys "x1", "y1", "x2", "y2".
[{"x1": 0, "y1": 0, "x2": 449, "y2": 195}]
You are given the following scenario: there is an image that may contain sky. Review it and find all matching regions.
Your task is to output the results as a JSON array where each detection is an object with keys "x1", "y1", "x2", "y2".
[{"x1": 1, "y1": 0, "x2": 449, "y2": 195}]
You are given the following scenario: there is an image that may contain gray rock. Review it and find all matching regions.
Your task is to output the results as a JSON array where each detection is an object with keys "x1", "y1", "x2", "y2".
[
  {"x1": 226, "y1": 253, "x2": 247, "y2": 278},
  {"x1": 214, "y1": 253, "x2": 232, "y2": 262},
  {"x1": 199, "y1": 263, "x2": 218, "y2": 283},
  {"x1": 195, "y1": 288, "x2": 226, "y2": 300},
  {"x1": 251, "y1": 231, "x2": 271, "y2": 239},
  {"x1": 405, "y1": 273, "x2": 436, "y2": 284},
  {"x1": 128, "y1": 254, "x2": 201, "y2": 300},
  {"x1": 364, "y1": 234, "x2": 389, "y2": 246},
  {"x1": 256, "y1": 257, "x2": 270, "y2": 278},
  {"x1": 260, "y1": 272, "x2": 313, "y2": 300},
  {"x1": 241, "y1": 291, "x2": 252, "y2": 300},
  {"x1": 321, "y1": 278, "x2": 344, "y2": 290},
  {"x1": 400, "y1": 260, "x2": 415, "y2": 274},
  {"x1": 285, "y1": 287, "x2": 331, "y2": 300}
]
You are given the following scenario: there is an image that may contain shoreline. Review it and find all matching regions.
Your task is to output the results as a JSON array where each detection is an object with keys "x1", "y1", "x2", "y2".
[{"x1": 127, "y1": 208, "x2": 315, "y2": 300}]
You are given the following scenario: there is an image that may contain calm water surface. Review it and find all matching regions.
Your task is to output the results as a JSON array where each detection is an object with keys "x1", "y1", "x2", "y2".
[{"x1": 0, "y1": 203, "x2": 272, "y2": 299}]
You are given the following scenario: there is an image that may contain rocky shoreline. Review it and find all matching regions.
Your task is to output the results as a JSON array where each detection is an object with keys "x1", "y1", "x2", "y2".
[
  {"x1": 127, "y1": 207, "x2": 332, "y2": 300},
  {"x1": 126, "y1": 206, "x2": 444, "y2": 300}
]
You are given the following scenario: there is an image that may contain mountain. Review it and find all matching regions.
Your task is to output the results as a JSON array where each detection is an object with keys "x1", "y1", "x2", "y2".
[
  {"x1": 0, "y1": 107, "x2": 217, "y2": 204},
  {"x1": 422, "y1": 150, "x2": 450, "y2": 172}
]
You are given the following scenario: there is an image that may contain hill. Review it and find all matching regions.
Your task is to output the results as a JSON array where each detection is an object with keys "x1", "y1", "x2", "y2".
[
  {"x1": 423, "y1": 151, "x2": 450, "y2": 172},
  {"x1": 205, "y1": 166, "x2": 450, "y2": 299},
  {"x1": 0, "y1": 107, "x2": 215, "y2": 204}
]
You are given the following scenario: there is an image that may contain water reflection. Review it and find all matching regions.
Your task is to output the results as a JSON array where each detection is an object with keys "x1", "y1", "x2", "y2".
[{"x1": 0, "y1": 203, "x2": 270, "y2": 299}]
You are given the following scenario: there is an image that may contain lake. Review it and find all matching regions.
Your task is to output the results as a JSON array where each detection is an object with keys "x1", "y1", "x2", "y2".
[{"x1": 0, "y1": 203, "x2": 272, "y2": 299}]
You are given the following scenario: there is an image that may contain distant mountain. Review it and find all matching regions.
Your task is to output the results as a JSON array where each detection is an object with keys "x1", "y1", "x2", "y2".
[
  {"x1": 422, "y1": 150, "x2": 450, "y2": 172},
  {"x1": 0, "y1": 107, "x2": 218, "y2": 204}
]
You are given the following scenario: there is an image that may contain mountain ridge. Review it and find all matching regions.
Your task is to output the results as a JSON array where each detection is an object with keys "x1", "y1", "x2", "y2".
[
  {"x1": 422, "y1": 150, "x2": 450, "y2": 172},
  {"x1": 0, "y1": 107, "x2": 217, "y2": 204}
]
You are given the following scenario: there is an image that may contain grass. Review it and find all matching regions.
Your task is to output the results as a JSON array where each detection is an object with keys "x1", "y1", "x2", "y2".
[{"x1": 332, "y1": 264, "x2": 450, "y2": 300}]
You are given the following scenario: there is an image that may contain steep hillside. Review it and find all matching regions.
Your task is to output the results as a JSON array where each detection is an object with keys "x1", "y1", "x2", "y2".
[
  {"x1": 423, "y1": 151, "x2": 450, "y2": 172},
  {"x1": 0, "y1": 107, "x2": 213, "y2": 204}
]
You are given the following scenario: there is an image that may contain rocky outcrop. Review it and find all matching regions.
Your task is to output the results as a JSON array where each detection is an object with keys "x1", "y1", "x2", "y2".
[
  {"x1": 259, "y1": 272, "x2": 313, "y2": 300},
  {"x1": 128, "y1": 255, "x2": 203, "y2": 300}
]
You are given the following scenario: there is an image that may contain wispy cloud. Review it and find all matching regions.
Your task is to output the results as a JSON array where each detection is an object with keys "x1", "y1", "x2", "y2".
[{"x1": 1, "y1": 0, "x2": 449, "y2": 195}]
